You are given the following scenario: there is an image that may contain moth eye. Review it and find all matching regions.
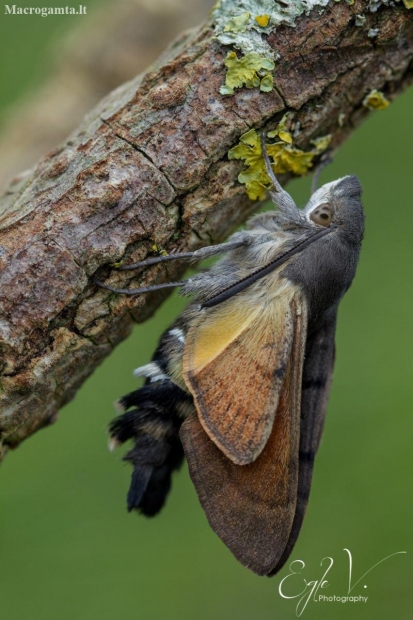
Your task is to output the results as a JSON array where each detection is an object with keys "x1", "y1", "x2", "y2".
[{"x1": 310, "y1": 204, "x2": 333, "y2": 227}]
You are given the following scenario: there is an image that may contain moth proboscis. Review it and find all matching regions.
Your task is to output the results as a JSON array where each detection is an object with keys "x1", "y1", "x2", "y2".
[{"x1": 97, "y1": 135, "x2": 364, "y2": 576}]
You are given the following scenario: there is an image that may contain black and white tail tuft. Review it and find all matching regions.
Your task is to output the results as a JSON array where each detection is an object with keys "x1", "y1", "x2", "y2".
[{"x1": 109, "y1": 379, "x2": 191, "y2": 516}]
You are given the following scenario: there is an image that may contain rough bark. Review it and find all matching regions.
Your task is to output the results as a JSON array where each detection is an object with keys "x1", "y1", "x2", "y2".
[{"x1": 0, "y1": 0, "x2": 412, "y2": 461}]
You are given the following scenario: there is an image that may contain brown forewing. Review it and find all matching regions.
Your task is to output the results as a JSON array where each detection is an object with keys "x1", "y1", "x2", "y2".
[
  {"x1": 183, "y1": 287, "x2": 299, "y2": 465},
  {"x1": 180, "y1": 296, "x2": 307, "y2": 575}
]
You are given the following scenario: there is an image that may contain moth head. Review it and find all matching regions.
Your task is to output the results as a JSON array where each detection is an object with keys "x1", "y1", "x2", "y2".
[{"x1": 304, "y1": 175, "x2": 364, "y2": 244}]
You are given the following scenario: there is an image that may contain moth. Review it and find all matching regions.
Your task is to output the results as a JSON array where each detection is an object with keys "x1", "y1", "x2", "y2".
[{"x1": 97, "y1": 136, "x2": 364, "y2": 576}]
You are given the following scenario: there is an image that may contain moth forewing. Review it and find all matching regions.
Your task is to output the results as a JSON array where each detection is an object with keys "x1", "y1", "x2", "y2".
[
  {"x1": 182, "y1": 278, "x2": 299, "y2": 466},
  {"x1": 180, "y1": 294, "x2": 308, "y2": 575}
]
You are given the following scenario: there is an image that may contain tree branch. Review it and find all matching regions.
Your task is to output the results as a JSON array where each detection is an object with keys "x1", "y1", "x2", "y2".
[{"x1": 0, "y1": 0, "x2": 412, "y2": 460}]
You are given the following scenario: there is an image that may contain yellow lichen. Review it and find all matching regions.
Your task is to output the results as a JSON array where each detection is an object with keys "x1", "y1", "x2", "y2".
[
  {"x1": 224, "y1": 12, "x2": 250, "y2": 33},
  {"x1": 228, "y1": 129, "x2": 271, "y2": 200},
  {"x1": 219, "y1": 51, "x2": 275, "y2": 96},
  {"x1": 228, "y1": 125, "x2": 332, "y2": 201},
  {"x1": 151, "y1": 244, "x2": 167, "y2": 256},
  {"x1": 268, "y1": 113, "x2": 293, "y2": 144},
  {"x1": 267, "y1": 143, "x2": 314, "y2": 176},
  {"x1": 363, "y1": 90, "x2": 390, "y2": 111},
  {"x1": 255, "y1": 14, "x2": 270, "y2": 27},
  {"x1": 310, "y1": 134, "x2": 332, "y2": 152}
]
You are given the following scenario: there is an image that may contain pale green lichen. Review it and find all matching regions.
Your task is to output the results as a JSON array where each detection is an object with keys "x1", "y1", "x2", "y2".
[
  {"x1": 228, "y1": 121, "x2": 332, "y2": 201},
  {"x1": 355, "y1": 14, "x2": 366, "y2": 26},
  {"x1": 363, "y1": 89, "x2": 390, "y2": 110},
  {"x1": 213, "y1": 0, "x2": 411, "y2": 97},
  {"x1": 214, "y1": 0, "x2": 411, "y2": 58},
  {"x1": 369, "y1": 0, "x2": 412, "y2": 10},
  {"x1": 212, "y1": 0, "x2": 334, "y2": 60},
  {"x1": 212, "y1": 0, "x2": 335, "y2": 96},
  {"x1": 219, "y1": 52, "x2": 275, "y2": 96},
  {"x1": 224, "y1": 11, "x2": 250, "y2": 33},
  {"x1": 259, "y1": 74, "x2": 274, "y2": 93}
]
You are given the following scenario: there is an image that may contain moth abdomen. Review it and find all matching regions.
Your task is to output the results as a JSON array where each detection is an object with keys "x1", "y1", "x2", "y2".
[
  {"x1": 110, "y1": 378, "x2": 191, "y2": 516},
  {"x1": 124, "y1": 435, "x2": 184, "y2": 516},
  {"x1": 301, "y1": 377, "x2": 328, "y2": 390},
  {"x1": 298, "y1": 450, "x2": 315, "y2": 463}
]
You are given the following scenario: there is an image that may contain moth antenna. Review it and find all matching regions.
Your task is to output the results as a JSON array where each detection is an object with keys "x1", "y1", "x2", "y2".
[
  {"x1": 95, "y1": 280, "x2": 185, "y2": 295},
  {"x1": 311, "y1": 155, "x2": 333, "y2": 195},
  {"x1": 260, "y1": 133, "x2": 301, "y2": 221}
]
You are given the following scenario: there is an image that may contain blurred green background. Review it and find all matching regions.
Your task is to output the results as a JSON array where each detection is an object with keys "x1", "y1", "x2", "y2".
[{"x1": 0, "y1": 2, "x2": 412, "y2": 619}]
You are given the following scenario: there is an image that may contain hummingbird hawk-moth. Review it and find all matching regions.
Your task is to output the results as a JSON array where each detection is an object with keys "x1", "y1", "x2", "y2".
[{"x1": 97, "y1": 136, "x2": 364, "y2": 576}]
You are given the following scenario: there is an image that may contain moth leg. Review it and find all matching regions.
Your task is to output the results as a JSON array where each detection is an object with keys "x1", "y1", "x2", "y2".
[
  {"x1": 119, "y1": 234, "x2": 251, "y2": 271},
  {"x1": 95, "y1": 280, "x2": 185, "y2": 296},
  {"x1": 311, "y1": 155, "x2": 333, "y2": 194},
  {"x1": 260, "y1": 133, "x2": 301, "y2": 221},
  {"x1": 96, "y1": 233, "x2": 251, "y2": 294},
  {"x1": 109, "y1": 324, "x2": 193, "y2": 516}
]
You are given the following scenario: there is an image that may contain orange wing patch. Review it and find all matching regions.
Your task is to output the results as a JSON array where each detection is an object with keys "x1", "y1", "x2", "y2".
[
  {"x1": 180, "y1": 295, "x2": 307, "y2": 575},
  {"x1": 183, "y1": 285, "x2": 300, "y2": 465}
]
